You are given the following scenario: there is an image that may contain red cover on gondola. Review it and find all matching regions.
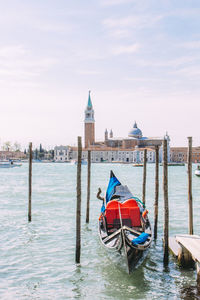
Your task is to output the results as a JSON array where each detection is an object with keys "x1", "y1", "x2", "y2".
[{"x1": 105, "y1": 199, "x2": 141, "y2": 228}]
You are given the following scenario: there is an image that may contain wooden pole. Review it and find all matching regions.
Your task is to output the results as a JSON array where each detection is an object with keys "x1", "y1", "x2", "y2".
[
  {"x1": 197, "y1": 262, "x2": 200, "y2": 289},
  {"x1": 177, "y1": 244, "x2": 193, "y2": 267},
  {"x1": 86, "y1": 150, "x2": 91, "y2": 223},
  {"x1": 163, "y1": 139, "x2": 169, "y2": 265},
  {"x1": 142, "y1": 149, "x2": 147, "y2": 205},
  {"x1": 154, "y1": 145, "x2": 159, "y2": 240},
  {"x1": 187, "y1": 136, "x2": 193, "y2": 235},
  {"x1": 28, "y1": 142, "x2": 32, "y2": 222},
  {"x1": 76, "y1": 136, "x2": 82, "y2": 263}
]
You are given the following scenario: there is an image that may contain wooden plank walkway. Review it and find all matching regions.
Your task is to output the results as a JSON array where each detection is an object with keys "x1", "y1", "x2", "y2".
[
  {"x1": 169, "y1": 234, "x2": 200, "y2": 285},
  {"x1": 169, "y1": 237, "x2": 181, "y2": 257},
  {"x1": 176, "y1": 234, "x2": 200, "y2": 263}
]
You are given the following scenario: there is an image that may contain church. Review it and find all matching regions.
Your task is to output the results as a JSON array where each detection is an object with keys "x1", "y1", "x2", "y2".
[
  {"x1": 84, "y1": 91, "x2": 168, "y2": 152},
  {"x1": 54, "y1": 92, "x2": 170, "y2": 163}
]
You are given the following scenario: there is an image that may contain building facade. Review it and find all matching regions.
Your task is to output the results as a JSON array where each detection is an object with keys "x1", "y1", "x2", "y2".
[
  {"x1": 54, "y1": 92, "x2": 171, "y2": 163},
  {"x1": 0, "y1": 151, "x2": 26, "y2": 160},
  {"x1": 54, "y1": 146, "x2": 71, "y2": 162},
  {"x1": 55, "y1": 147, "x2": 156, "y2": 163},
  {"x1": 171, "y1": 147, "x2": 200, "y2": 163}
]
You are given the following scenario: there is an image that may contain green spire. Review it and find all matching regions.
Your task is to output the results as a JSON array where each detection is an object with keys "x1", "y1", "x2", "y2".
[{"x1": 87, "y1": 90, "x2": 92, "y2": 108}]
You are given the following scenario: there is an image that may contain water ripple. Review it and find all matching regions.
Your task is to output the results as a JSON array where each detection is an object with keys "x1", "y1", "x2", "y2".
[{"x1": 0, "y1": 163, "x2": 200, "y2": 299}]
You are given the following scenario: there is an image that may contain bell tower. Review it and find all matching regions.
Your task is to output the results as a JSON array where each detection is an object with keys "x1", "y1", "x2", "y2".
[
  {"x1": 105, "y1": 129, "x2": 108, "y2": 141},
  {"x1": 84, "y1": 91, "x2": 95, "y2": 148}
]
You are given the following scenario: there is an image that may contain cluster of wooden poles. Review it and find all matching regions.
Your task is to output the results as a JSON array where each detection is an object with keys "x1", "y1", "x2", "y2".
[
  {"x1": 142, "y1": 137, "x2": 193, "y2": 266},
  {"x1": 27, "y1": 139, "x2": 92, "y2": 264},
  {"x1": 27, "y1": 136, "x2": 194, "y2": 268}
]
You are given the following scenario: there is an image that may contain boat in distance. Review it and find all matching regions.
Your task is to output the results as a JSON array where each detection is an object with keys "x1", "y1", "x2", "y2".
[
  {"x1": 0, "y1": 161, "x2": 22, "y2": 168},
  {"x1": 195, "y1": 165, "x2": 200, "y2": 177},
  {"x1": 132, "y1": 163, "x2": 143, "y2": 167},
  {"x1": 70, "y1": 159, "x2": 87, "y2": 165},
  {"x1": 98, "y1": 171, "x2": 152, "y2": 273},
  {"x1": 160, "y1": 162, "x2": 185, "y2": 166}
]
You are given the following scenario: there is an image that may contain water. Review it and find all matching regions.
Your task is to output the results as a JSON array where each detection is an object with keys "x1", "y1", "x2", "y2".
[{"x1": 0, "y1": 163, "x2": 200, "y2": 299}]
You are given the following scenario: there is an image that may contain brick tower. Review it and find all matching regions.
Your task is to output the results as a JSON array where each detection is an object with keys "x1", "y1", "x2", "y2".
[{"x1": 84, "y1": 91, "x2": 95, "y2": 148}]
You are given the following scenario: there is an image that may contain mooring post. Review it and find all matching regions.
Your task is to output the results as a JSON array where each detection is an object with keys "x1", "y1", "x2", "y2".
[
  {"x1": 28, "y1": 142, "x2": 32, "y2": 222},
  {"x1": 197, "y1": 262, "x2": 200, "y2": 289},
  {"x1": 142, "y1": 149, "x2": 147, "y2": 205},
  {"x1": 163, "y1": 139, "x2": 169, "y2": 265},
  {"x1": 177, "y1": 244, "x2": 193, "y2": 267},
  {"x1": 187, "y1": 136, "x2": 193, "y2": 235},
  {"x1": 76, "y1": 136, "x2": 82, "y2": 264},
  {"x1": 154, "y1": 145, "x2": 159, "y2": 240},
  {"x1": 86, "y1": 150, "x2": 91, "y2": 223}
]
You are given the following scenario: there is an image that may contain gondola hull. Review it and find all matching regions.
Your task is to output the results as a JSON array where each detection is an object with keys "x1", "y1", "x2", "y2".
[{"x1": 98, "y1": 222, "x2": 151, "y2": 273}]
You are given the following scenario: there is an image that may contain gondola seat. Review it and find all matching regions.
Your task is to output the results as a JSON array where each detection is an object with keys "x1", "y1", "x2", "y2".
[{"x1": 105, "y1": 199, "x2": 141, "y2": 228}]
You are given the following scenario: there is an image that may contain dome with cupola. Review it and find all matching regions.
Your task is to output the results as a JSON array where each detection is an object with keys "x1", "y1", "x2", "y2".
[{"x1": 128, "y1": 122, "x2": 142, "y2": 138}]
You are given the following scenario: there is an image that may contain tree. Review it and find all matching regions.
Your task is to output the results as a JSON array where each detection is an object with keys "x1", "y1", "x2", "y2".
[
  {"x1": 35, "y1": 148, "x2": 38, "y2": 160},
  {"x1": 50, "y1": 149, "x2": 54, "y2": 159},
  {"x1": 39, "y1": 144, "x2": 44, "y2": 153},
  {"x1": 14, "y1": 142, "x2": 21, "y2": 152},
  {"x1": 2, "y1": 141, "x2": 12, "y2": 151}
]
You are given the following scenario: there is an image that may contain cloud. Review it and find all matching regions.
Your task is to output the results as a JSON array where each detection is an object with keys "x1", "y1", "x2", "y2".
[
  {"x1": 181, "y1": 41, "x2": 200, "y2": 50},
  {"x1": 32, "y1": 20, "x2": 75, "y2": 34},
  {"x1": 77, "y1": 70, "x2": 101, "y2": 75},
  {"x1": 103, "y1": 15, "x2": 163, "y2": 30},
  {"x1": 111, "y1": 43, "x2": 140, "y2": 55},
  {"x1": 0, "y1": 45, "x2": 59, "y2": 85},
  {"x1": 169, "y1": 7, "x2": 200, "y2": 18},
  {"x1": 102, "y1": 14, "x2": 164, "y2": 40},
  {"x1": 124, "y1": 77, "x2": 166, "y2": 82},
  {"x1": 0, "y1": 45, "x2": 27, "y2": 58},
  {"x1": 135, "y1": 54, "x2": 200, "y2": 68},
  {"x1": 109, "y1": 29, "x2": 130, "y2": 39},
  {"x1": 172, "y1": 65, "x2": 200, "y2": 78},
  {"x1": 100, "y1": 0, "x2": 135, "y2": 6},
  {"x1": 130, "y1": 55, "x2": 200, "y2": 79}
]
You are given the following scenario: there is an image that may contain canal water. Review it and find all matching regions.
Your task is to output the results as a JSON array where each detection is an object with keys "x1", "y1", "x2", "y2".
[{"x1": 0, "y1": 163, "x2": 200, "y2": 299}]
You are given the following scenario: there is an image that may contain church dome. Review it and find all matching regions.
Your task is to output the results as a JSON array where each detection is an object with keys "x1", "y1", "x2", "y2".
[{"x1": 128, "y1": 122, "x2": 142, "y2": 138}]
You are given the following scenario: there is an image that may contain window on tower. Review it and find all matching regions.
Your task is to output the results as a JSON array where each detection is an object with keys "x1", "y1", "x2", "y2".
[{"x1": 86, "y1": 113, "x2": 90, "y2": 118}]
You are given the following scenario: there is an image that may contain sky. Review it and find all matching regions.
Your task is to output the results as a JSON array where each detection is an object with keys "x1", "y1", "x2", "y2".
[{"x1": 1, "y1": 0, "x2": 200, "y2": 150}]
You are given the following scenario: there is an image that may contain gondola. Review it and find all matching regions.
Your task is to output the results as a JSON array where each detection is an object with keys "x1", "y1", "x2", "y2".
[{"x1": 98, "y1": 171, "x2": 152, "y2": 273}]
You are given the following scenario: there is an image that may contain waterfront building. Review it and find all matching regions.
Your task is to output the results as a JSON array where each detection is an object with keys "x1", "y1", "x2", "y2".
[
  {"x1": 83, "y1": 92, "x2": 170, "y2": 161},
  {"x1": 101, "y1": 121, "x2": 164, "y2": 150},
  {"x1": 64, "y1": 147, "x2": 155, "y2": 163},
  {"x1": 171, "y1": 147, "x2": 200, "y2": 163},
  {"x1": 0, "y1": 151, "x2": 26, "y2": 161},
  {"x1": 84, "y1": 92, "x2": 168, "y2": 151},
  {"x1": 54, "y1": 146, "x2": 71, "y2": 162},
  {"x1": 54, "y1": 92, "x2": 171, "y2": 163}
]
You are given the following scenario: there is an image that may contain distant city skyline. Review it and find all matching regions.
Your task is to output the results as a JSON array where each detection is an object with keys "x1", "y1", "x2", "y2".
[{"x1": 1, "y1": 0, "x2": 200, "y2": 148}]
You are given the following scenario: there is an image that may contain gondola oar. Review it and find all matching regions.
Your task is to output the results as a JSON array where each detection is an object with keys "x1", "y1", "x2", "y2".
[{"x1": 118, "y1": 203, "x2": 130, "y2": 274}]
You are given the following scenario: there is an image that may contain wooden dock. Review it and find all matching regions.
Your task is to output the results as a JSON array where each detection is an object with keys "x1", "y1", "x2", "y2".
[
  {"x1": 169, "y1": 237, "x2": 181, "y2": 257},
  {"x1": 169, "y1": 234, "x2": 200, "y2": 285}
]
